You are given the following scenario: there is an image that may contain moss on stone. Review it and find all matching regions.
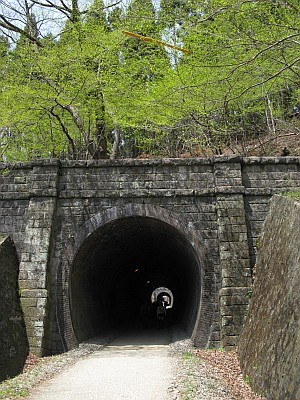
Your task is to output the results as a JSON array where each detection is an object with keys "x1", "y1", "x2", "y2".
[{"x1": 282, "y1": 189, "x2": 300, "y2": 200}]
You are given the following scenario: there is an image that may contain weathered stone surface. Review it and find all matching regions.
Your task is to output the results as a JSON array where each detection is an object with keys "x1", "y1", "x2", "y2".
[
  {"x1": 0, "y1": 234, "x2": 28, "y2": 382},
  {"x1": 1, "y1": 157, "x2": 300, "y2": 356},
  {"x1": 238, "y1": 195, "x2": 300, "y2": 400},
  {"x1": 18, "y1": 195, "x2": 57, "y2": 356}
]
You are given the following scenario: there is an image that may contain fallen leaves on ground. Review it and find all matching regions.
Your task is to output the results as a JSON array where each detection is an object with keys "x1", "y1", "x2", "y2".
[
  {"x1": 194, "y1": 349, "x2": 267, "y2": 400},
  {"x1": 22, "y1": 353, "x2": 41, "y2": 373}
]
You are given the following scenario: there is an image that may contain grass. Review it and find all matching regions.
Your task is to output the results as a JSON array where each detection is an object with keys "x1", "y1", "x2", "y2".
[
  {"x1": 178, "y1": 351, "x2": 199, "y2": 399},
  {"x1": 182, "y1": 351, "x2": 194, "y2": 360},
  {"x1": 0, "y1": 383, "x2": 29, "y2": 399},
  {"x1": 0, "y1": 352, "x2": 70, "y2": 400},
  {"x1": 282, "y1": 189, "x2": 300, "y2": 200}
]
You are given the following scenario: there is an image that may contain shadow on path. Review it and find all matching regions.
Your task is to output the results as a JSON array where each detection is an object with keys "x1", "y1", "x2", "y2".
[{"x1": 107, "y1": 326, "x2": 172, "y2": 347}]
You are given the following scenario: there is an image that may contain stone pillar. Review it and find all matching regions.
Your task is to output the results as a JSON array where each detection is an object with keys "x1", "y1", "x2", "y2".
[
  {"x1": 18, "y1": 160, "x2": 60, "y2": 356},
  {"x1": 214, "y1": 157, "x2": 252, "y2": 350}
]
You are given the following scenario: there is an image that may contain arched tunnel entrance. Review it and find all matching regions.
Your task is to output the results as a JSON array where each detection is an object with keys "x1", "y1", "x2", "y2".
[{"x1": 69, "y1": 215, "x2": 202, "y2": 344}]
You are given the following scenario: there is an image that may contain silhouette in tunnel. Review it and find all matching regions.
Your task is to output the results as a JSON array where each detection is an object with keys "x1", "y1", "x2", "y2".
[{"x1": 70, "y1": 216, "x2": 201, "y2": 343}]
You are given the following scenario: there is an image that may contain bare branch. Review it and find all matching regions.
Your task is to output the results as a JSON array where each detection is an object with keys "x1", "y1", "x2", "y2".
[
  {"x1": 60, "y1": 103, "x2": 85, "y2": 133},
  {"x1": 228, "y1": 33, "x2": 300, "y2": 76},
  {"x1": 0, "y1": 14, "x2": 43, "y2": 46},
  {"x1": 53, "y1": 99, "x2": 101, "y2": 159},
  {"x1": 110, "y1": 126, "x2": 121, "y2": 159},
  {"x1": 48, "y1": 105, "x2": 76, "y2": 156},
  {"x1": 104, "y1": 1, "x2": 124, "y2": 10},
  {"x1": 246, "y1": 132, "x2": 299, "y2": 154},
  {"x1": 32, "y1": 0, "x2": 71, "y2": 13},
  {"x1": 31, "y1": 0, "x2": 71, "y2": 19},
  {"x1": 227, "y1": 56, "x2": 300, "y2": 104}
]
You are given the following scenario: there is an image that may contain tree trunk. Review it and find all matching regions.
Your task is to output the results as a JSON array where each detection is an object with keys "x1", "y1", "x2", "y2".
[
  {"x1": 89, "y1": 88, "x2": 109, "y2": 159},
  {"x1": 110, "y1": 126, "x2": 121, "y2": 159},
  {"x1": 89, "y1": 116, "x2": 108, "y2": 159}
]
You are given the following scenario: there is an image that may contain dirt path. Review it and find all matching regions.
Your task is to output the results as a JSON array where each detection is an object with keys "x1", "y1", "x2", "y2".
[
  {"x1": 27, "y1": 329, "x2": 174, "y2": 400},
  {"x1": 0, "y1": 327, "x2": 266, "y2": 400}
]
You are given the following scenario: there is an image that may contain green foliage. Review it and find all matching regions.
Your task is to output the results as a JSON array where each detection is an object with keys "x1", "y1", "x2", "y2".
[
  {"x1": 183, "y1": 0, "x2": 299, "y2": 151},
  {"x1": 179, "y1": 351, "x2": 198, "y2": 399},
  {"x1": 282, "y1": 189, "x2": 300, "y2": 200},
  {"x1": 0, "y1": 0, "x2": 299, "y2": 161},
  {"x1": 0, "y1": 35, "x2": 9, "y2": 57},
  {"x1": 0, "y1": 167, "x2": 10, "y2": 176},
  {"x1": 0, "y1": 382, "x2": 29, "y2": 399},
  {"x1": 126, "y1": 0, "x2": 157, "y2": 34},
  {"x1": 256, "y1": 237, "x2": 263, "y2": 250},
  {"x1": 182, "y1": 351, "x2": 193, "y2": 359}
]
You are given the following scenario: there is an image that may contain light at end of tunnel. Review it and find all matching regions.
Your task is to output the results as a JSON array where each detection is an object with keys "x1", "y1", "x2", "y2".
[{"x1": 134, "y1": 268, "x2": 139, "y2": 273}]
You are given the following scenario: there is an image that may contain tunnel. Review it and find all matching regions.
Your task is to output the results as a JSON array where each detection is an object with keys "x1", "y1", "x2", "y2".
[{"x1": 69, "y1": 216, "x2": 202, "y2": 343}]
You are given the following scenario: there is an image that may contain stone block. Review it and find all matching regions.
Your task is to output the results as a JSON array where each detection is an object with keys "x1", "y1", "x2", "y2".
[
  {"x1": 14, "y1": 177, "x2": 27, "y2": 184},
  {"x1": 23, "y1": 306, "x2": 45, "y2": 319},
  {"x1": 220, "y1": 304, "x2": 248, "y2": 319},
  {"x1": 218, "y1": 231, "x2": 239, "y2": 242},
  {"x1": 21, "y1": 289, "x2": 48, "y2": 298},
  {"x1": 222, "y1": 335, "x2": 239, "y2": 349},
  {"x1": 219, "y1": 287, "x2": 250, "y2": 297},
  {"x1": 220, "y1": 293, "x2": 250, "y2": 307},
  {"x1": 18, "y1": 270, "x2": 28, "y2": 280},
  {"x1": 20, "y1": 298, "x2": 37, "y2": 308},
  {"x1": 222, "y1": 276, "x2": 252, "y2": 287},
  {"x1": 19, "y1": 276, "x2": 46, "y2": 290},
  {"x1": 222, "y1": 325, "x2": 241, "y2": 336}
]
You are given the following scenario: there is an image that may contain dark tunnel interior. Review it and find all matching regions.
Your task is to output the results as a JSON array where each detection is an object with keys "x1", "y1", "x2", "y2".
[{"x1": 70, "y1": 216, "x2": 202, "y2": 343}]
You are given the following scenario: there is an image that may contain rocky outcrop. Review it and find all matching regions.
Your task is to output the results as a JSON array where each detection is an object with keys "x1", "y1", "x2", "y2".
[
  {"x1": 0, "y1": 234, "x2": 28, "y2": 382},
  {"x1": 238, "y1": 195, "x2": 300, "y2": 400}
]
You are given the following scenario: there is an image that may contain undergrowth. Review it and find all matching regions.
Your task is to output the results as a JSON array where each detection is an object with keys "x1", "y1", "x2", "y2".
[{"x1": 282, "y1": 189, "x2": 300, "y2": 200}]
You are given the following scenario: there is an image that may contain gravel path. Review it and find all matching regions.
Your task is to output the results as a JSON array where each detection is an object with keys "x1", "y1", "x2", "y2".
[
  {"x1": 28, "y1": 346, "x2": 173, "y2": 400},
  {"x1": 0, "y1": 326, "x2": 265, "y2": 400},
  {"x1": 27, "y1": 329, "x2": 173, "y2": 400}
]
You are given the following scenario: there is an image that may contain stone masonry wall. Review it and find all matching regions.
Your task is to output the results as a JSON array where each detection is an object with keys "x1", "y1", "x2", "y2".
[
  {"x1": 0, "y1": 234, "x2": 29, "y2": 382},
  {"x1": 215, "y1": 161, "x2": 252, "y2": 349},
  {"x1": 1, "y1": 156, "x2": 300, "y2": 356},
  {"x1": 238, "y1": 195, "x2": 300, "y2": 400},
  {"x1": 242, "y1": 157, "x2": 300, "y2": 267},
  {"x1": 52, "y1": 158, "x2": 220, "y2": 353}
]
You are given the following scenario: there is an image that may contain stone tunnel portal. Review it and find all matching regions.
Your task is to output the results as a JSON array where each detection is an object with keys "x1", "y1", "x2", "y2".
[{"x1": 70, "y1": 216, "x2": 202, "y2": 343}]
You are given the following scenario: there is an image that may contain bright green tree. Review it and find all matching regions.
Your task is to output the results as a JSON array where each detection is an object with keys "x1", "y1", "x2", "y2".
[
  {"x1": 160, "y1": 0, "x2": 300, "y2": 154},
  {"x1": 0, "y1": 0, "x2": 299, "y2": 160}
]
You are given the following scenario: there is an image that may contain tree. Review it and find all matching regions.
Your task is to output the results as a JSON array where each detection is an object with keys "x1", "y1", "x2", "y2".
[
  {"x1": 0, "y1": 0, "x2": 299, "y2": 161},
  {"x1": 113, "y1": 0, "x2": 177, "y2": 155},
  {"x1": 159, "y1": 0, "x2": 200, "y2": 29},
  {"x1": 158, "y1": 0, "x2": 300, "y2": 154},
  {"x1": 0, "y1": 0, "x2": 129, "y2": 160},
  {"x1": 123, "y1": 0, "x2": 168, "y2": 74}
]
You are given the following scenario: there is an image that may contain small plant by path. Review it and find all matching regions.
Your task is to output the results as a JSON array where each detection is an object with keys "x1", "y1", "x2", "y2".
[
  {"x1": 283, "y1": 189, "x2": 300, "y2": 200},
  {"x1": 1, "y1": 339, "x2": 266, "y2": 400}
]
